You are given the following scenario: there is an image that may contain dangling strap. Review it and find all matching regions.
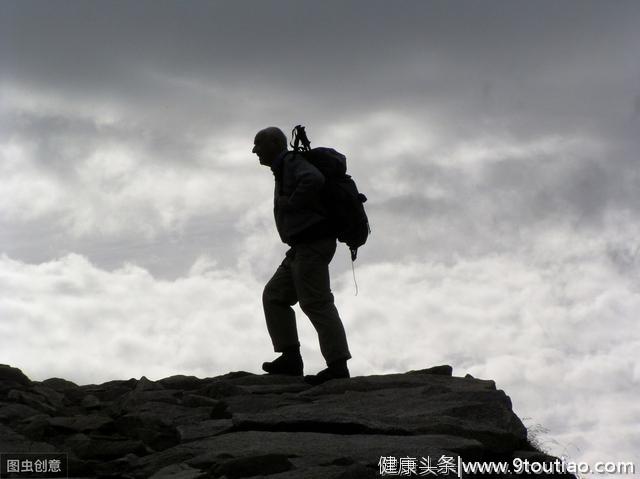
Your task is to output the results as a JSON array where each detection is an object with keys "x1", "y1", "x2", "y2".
[
  {"x1": 350, "y1": 247, "x2": 359, "y2": 296},
  {"x1": 351, "y1": 257, "x2": 359, "y2": 296}
]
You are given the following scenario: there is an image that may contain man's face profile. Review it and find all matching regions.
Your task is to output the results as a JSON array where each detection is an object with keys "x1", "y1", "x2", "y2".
[{"x1": 253, "y1": 132, "x2": 278, "y2": 167}]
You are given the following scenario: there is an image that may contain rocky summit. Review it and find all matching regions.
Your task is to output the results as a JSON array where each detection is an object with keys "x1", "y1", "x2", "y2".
[{"x1": 0, "y1": 363, "x2": 574, "y2": 478}]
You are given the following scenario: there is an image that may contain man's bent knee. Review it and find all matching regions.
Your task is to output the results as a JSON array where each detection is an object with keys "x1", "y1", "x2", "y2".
[
  {"x1": 299, "y1": 296, "x2": 334, "y2": 315},
  {"x1": 263, "y1": 283, "x2": 275, "y2": 305},
  {"x1": 263, "y1": 281, "x2": 296, "y2": 306}
]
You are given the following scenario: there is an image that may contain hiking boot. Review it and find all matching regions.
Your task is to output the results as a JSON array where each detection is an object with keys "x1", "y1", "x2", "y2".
[
  {"x1": 262, "y1": 353, "x2": 303, "y2": 376},
  {"x1": 304, "y1": 361, "x2": 350, "y2": 386}
]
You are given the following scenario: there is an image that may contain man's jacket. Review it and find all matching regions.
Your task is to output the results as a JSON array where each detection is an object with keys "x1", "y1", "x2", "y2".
[{"x1": 270, "y1": 151, "x2": 334, "y2": 245}]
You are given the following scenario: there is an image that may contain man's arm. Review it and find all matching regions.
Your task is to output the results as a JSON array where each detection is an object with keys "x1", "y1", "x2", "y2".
[{"x1": 286, "y1": 155, "x2": 325, "y2": 210}]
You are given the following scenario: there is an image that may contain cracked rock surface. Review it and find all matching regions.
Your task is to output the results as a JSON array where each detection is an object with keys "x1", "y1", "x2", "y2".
[{"x1": 0, "y1": 363, "x2": 573, "y2": 478}]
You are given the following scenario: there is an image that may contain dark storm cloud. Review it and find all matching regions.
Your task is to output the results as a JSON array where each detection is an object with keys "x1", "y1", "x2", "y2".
[
  {"x1": 0, "y1": 108, "x2": 204, "y2": 173},
  {"x1": 395, "y1": 143, "x2": 640, "y2": 230},
  {"x1": 2, "y1": 0, "x2": 639, "y2": 122},
  {"x1": 3, "y1": 0, "x2": 639, "y2": 166}
]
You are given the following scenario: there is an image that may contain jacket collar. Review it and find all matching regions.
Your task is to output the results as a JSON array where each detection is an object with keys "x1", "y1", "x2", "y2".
[{"x1": 270, "y1": 149, "x2": 289, "y2": 176}]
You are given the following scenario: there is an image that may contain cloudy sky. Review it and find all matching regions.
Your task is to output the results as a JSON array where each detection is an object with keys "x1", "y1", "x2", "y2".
[{"x1": 1, "y1": 0, "x2": 639, "y2": 470}]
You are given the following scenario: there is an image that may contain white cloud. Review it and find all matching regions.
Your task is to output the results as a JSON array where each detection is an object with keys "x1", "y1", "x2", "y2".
[
  {"x1": 0, "y1": 253, "x2": 268, "y2": 384},
  {"x1": 0, "y1": 119, "x2": 269, "y2": 241},
  {"x1": 0, "y1": 82, "x2": 125, "y2": 128},
  {"x1": 0, "y1": 147, "x2": 64, "y2": 222}
]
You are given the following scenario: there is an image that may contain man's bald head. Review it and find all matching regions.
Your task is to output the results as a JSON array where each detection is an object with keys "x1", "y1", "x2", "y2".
[
  {"x1": 253, "y1": 126, "x2": 288, "y2": 167},
  {"x1": 257, "y1": 127, "x2": 287, "y2": 150}
]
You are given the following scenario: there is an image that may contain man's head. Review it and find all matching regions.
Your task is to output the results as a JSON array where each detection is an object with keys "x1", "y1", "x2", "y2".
[{"x1": 253, "y1": 127, "x2": 288, "y2": 167}]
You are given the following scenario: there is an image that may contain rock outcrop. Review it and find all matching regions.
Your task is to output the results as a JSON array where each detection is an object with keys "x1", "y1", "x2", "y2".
[{"x1": 0, "y1": 364, "x2": 574, "y2": 478}]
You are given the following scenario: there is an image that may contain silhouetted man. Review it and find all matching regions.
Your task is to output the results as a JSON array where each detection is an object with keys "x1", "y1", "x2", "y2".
[{"x1": 252, "y1": 126, "x2": 351, "y2": 385}]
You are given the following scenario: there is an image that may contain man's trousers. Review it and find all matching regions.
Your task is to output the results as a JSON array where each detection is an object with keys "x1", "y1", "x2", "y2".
[{"x1": 262, "y1": 237, "x2": 352, "y2": 365}]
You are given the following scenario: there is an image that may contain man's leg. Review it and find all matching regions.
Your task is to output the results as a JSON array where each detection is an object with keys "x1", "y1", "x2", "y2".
[
  {"x1": 262, "y1": 248, "x2": 300, "y2": 352},
  {"x1": 262, "y1": 249, "x2": 303, "y2": 375},
  {"x1": 291, "y1": 237, "x2": 352, "y2": 366}
]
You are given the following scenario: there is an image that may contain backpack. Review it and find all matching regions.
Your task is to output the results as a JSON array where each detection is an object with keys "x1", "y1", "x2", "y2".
[{"x1": 289, "y1": 125, "x2": 371, "y2": 262}]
